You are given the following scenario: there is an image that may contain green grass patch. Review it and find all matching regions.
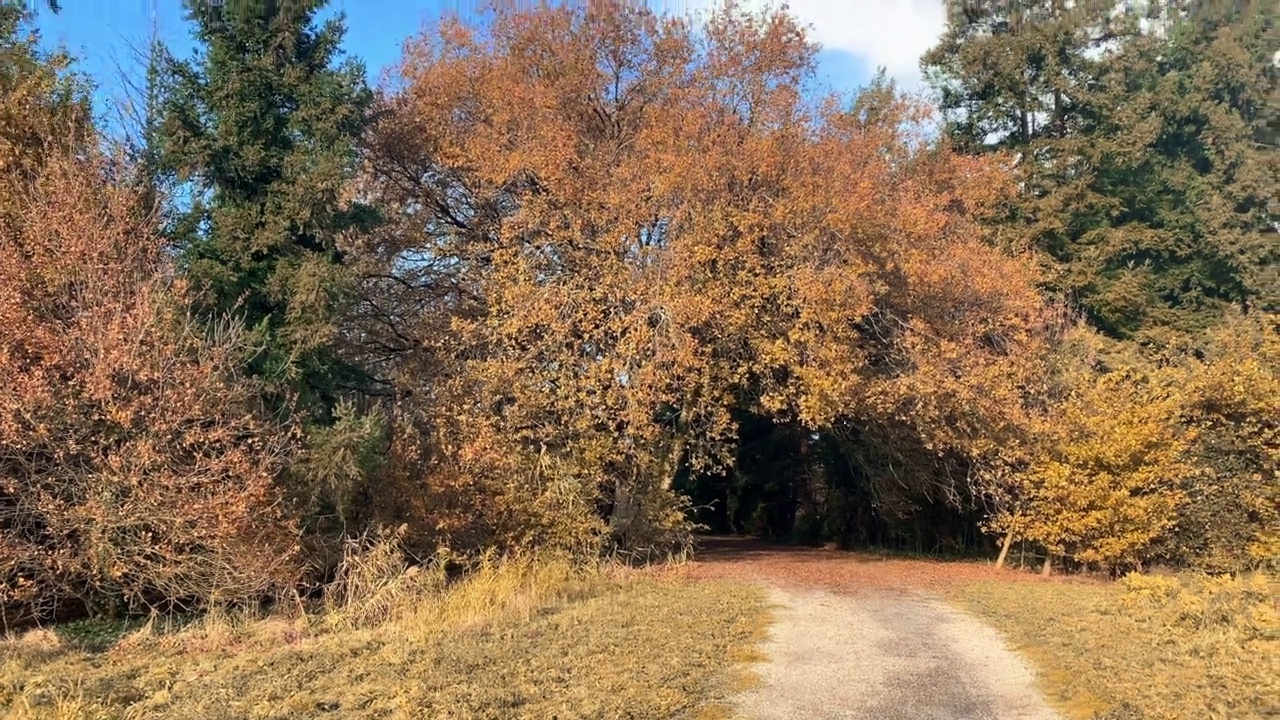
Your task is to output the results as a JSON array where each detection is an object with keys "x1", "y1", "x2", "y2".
[
  {"x1": 953, "y1": 572, "x2": 1278, "y2": 720},
  {"x1": 1, "y1": 559, "x2": 768, "y2": 720}
]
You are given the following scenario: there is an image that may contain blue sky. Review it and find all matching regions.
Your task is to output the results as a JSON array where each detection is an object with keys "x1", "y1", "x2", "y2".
[{"x1": 30, "y1": 0, "x2": 890, "y2": 125}]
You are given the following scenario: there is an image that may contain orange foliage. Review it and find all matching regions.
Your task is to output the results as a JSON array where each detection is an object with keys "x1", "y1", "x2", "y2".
[
  {"x1": 0, "y1": 150, "x2": 302, "y2": 624},
  {"x1": 358, "y1": 3, "x2": 1052, "y2": 556}
]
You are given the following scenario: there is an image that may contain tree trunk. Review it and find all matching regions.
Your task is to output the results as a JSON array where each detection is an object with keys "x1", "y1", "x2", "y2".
[
  {"x1": 610, "y1": 472, "x2": 638, "y2": 544},
  {"x1": 1053, "y1": 88, "x2": 1064, "y2": 138},
  {"x1": 1041, "y1": 553, "x2": 1053, "y2": 576},
  {"x1": 660, "y1": 437, "x2": 686, "y2": 491},
  {"x1": 1051, "y1": 0, "x2": 1066, "y2": 139},
  {"x1": 995, "y1": 528, "x2": 1015, "y2": 569}
]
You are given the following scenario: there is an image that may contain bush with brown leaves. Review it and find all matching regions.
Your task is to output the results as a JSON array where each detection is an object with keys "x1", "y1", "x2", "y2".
[{"x1": 0, "y1": 151, "x2": 304, "y2": 626}]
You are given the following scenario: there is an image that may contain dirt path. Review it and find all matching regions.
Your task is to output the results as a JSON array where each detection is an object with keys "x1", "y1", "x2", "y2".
[{"x1": 687, "y1": 538, "x2": 1063, "y2": 720}]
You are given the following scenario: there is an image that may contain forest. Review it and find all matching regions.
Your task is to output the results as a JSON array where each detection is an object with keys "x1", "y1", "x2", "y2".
[{"x1": 0, "y1": 0, "x2": 1275, "y2": 627}]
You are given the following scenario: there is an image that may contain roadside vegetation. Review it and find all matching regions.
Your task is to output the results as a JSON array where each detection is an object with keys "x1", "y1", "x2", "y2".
[
  {"x1": 1, "y1": 546, "x2": 768, "y2": 720},
  {"x1": 0, "y1": 0, "x2": 1275, "y2": 717},
  {"x1": 956, "y1": 571, "x2": 1278, "y2": 720}
]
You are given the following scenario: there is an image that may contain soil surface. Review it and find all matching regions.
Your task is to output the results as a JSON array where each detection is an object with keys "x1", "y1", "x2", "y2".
[{"x1": 686, "y1": 537, "x2": 1064, "y2": 720}]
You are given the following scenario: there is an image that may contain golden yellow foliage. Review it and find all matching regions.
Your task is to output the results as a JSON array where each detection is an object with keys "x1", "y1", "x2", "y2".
[
  {"x1": 992, "y1": 312, "x2": 1279, "y2": 573},
  {"x1": 1169, "y1": 315, "x2": 1280, "y2": 571},
  {"x1": 995, "y1": 329, "x2": 1192, "y2": 571}
]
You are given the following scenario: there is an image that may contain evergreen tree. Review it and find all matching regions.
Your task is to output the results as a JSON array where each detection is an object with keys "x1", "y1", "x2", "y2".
[
  {"x1": 156, "y1": 0, "x2": 383, "y2": 519},
  {"x1": 925, "y1": 0, "x2": 1277, "y2": 345}
]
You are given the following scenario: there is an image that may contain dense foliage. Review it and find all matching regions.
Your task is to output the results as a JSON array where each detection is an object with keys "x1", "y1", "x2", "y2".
[
  {"x1": 925, "y1": 0, "x2": 1275, "y2": 344},
  {"x1": 925, "y1": 0, "x2": 1278, "y2": 573},
  {"x1": 357, "y1": 6, "x2": 1050, "y2": 560},
  {"x1": 0, "y1": 12, "x2": 301, "y2": 623},
  {"x1": 155, "y1": 0, "x2": 385, "y2": 532},
  {"x1": 0, "y1": 0, "x2": 1275, "y2": 621}
]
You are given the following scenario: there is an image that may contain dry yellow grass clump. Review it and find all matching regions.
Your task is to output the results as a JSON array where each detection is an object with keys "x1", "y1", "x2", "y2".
[
  {"x1": 0, "y1": 552, "x2": 767, "y2": 720},
  {"x1": 955, "y1": 571, "x2": 1278, "y2": 720}
]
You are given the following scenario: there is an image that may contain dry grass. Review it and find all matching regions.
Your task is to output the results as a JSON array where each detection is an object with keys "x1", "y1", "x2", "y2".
[
  {"x1": 953, "y1": 571, "x2": 1279, "y2": 720},
  {"x1": 0, "y1": 555, "x2": 768, "y2": 720}
]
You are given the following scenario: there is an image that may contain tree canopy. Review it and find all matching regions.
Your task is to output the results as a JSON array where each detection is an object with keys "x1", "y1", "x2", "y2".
[
  {"x1": 924, "y1": 0, "x2": 1277, "y2": 345},
  {"x1": 155, "y1": 0, "x2": 384, "y2": 526},
  {"x1": 1, "y1": 0, "x2": 1276, "y2": 623},
  {"x1": 356, "y1": 3, "x2": 1053, "y2": 556}
]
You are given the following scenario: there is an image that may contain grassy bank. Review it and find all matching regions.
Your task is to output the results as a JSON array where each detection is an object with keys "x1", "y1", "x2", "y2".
[
  {"x1": 954, "y1": 571, "x2": 1278, "y2": 720},
  {"x1": 0, "y1": 557, "x2": 768, "y2": 720}
]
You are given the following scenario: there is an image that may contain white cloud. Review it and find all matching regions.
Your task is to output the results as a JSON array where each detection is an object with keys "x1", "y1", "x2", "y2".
[{"x1": 676, "y1": 0, "x2": 949, "y2": 90}]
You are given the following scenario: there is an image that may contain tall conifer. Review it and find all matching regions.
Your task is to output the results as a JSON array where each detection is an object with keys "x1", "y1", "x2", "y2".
[{"x1": 157, "y1": 0, "x2": 383, "y2": 521}]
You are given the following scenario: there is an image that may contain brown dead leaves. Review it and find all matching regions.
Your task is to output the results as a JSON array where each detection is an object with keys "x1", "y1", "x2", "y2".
[{"x1": 0, "y1": 150, "x2": 303, "y2": 623}]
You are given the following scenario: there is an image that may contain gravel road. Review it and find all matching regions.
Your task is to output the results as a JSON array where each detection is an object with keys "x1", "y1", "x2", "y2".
[
  {"x1": 685, "y1": 538, "x2": 1063, "y2": 720},
  {"x1": 735, "y1": 586, "x2": 1062, "y2": 720}
]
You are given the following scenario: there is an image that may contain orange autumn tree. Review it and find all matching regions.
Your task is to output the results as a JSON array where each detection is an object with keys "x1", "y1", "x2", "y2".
[
  {"x1": 357, "y1": 2, "x2": 1052, "y2": 557},
  {"x1": 0, "y1": 5, "x2": 335, "y2": 627}
]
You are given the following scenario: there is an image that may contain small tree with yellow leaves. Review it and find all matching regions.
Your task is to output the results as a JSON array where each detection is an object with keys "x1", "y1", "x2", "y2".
[
  {"x1": 1009, "y1": 364, "x2": 1192, "y2": 573},
  {"x1": 1166, "y1": 314, "x2": 1279, "y2": 572}
]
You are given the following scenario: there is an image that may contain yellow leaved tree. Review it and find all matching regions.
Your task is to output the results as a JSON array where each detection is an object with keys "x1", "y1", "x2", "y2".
[
  {"x1": 1168, "y1": 314, "x2": 1279, "y2": 572},
  {"x1": 993, "y1": 327, "x2": 1193, "y2": 573},
  {"x1": 355, "y1": 2, "x2": 1052, "y2": 559}
]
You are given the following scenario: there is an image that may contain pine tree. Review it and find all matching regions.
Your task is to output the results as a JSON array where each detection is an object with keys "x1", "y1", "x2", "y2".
[
  {"x1": 925, "y1": 0, "x2": 1277, "y2": 345},
  {"x1": 156, "y1": 0, "x2": 383, "y2": 519}
]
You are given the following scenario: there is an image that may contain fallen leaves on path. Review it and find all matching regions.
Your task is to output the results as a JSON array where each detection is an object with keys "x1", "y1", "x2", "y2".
[{"x1": 671, "y1": 536, "x2": 1092, "y2": 595}]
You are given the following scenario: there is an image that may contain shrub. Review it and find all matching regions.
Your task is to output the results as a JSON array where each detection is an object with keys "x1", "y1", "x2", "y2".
[
  {"x1": 1004, "y1": 358, "x2": 1192, "y2": 573},
  {"x1": 1119, "y1": 571, "x2": 1277, "y2": 637},
  {"x1": 1168, "y1": 316, "x2": 1280, "y2": 572},
  {"x1": 0, "y1": 151, "x2": 303, "y2": 626}
]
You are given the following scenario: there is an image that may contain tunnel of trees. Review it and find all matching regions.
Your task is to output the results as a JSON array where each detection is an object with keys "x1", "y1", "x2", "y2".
[
  {"x1": 676, "y1": 415, "x2": 993, "y2": 555},
  {"x1": 1, "y1": 0, "x2": 1274, "y2": 624}
]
